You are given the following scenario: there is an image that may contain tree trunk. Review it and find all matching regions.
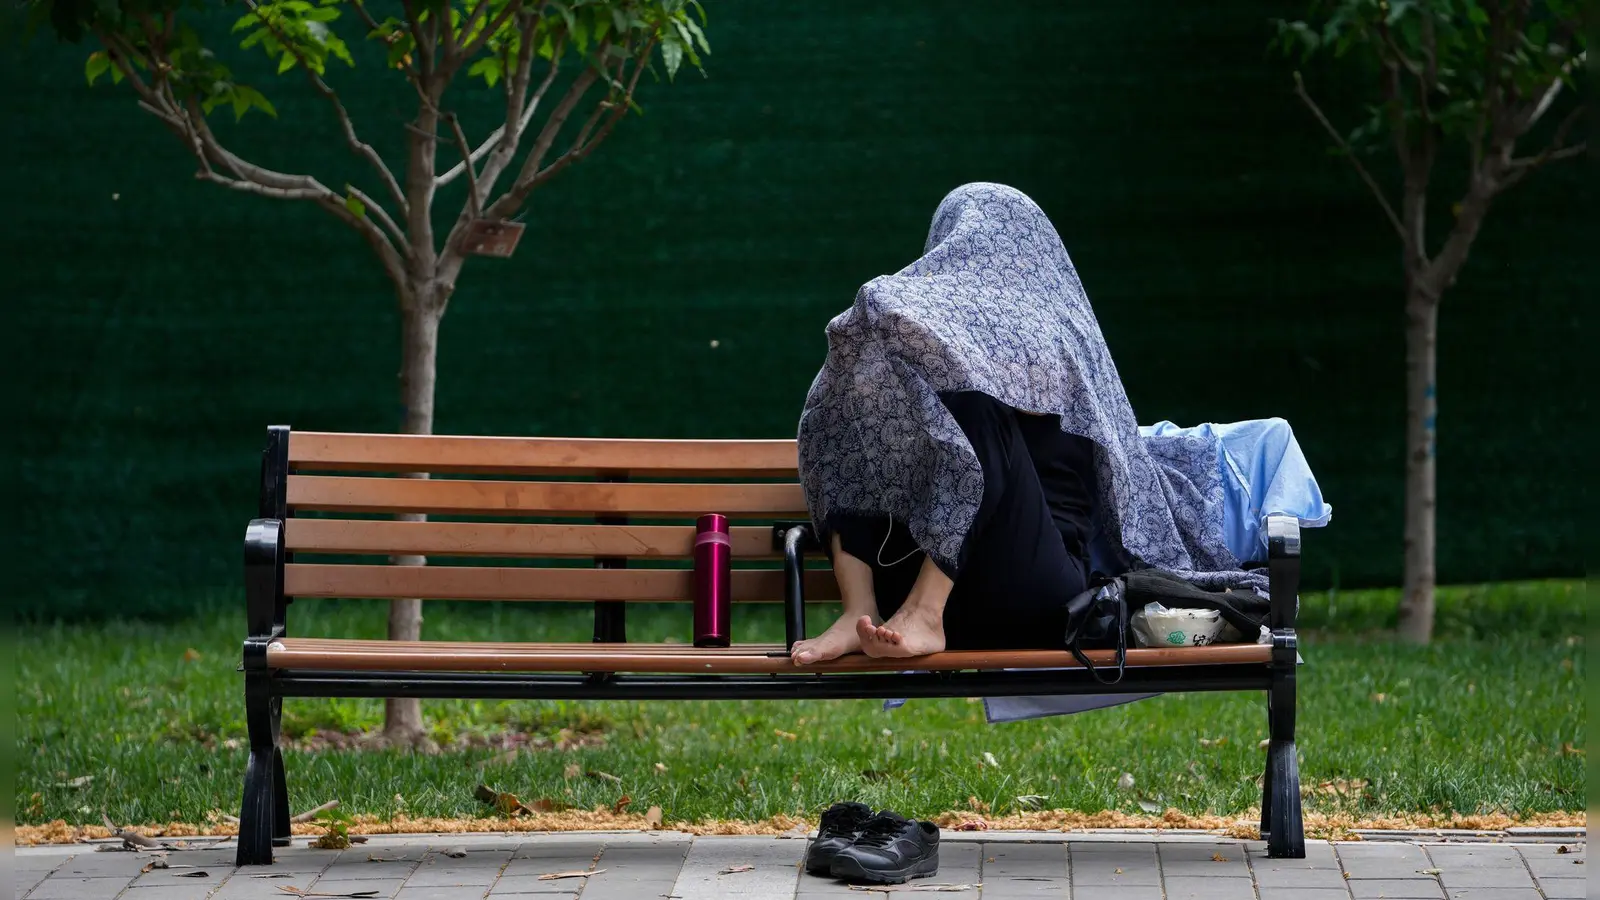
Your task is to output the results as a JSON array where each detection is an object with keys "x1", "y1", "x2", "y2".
[
  {"x1": 383, "y1": 298, "x2": 441, "y2": 745},
  {"x1": 1396, "y1": 288, "x2": 1439, "y2": 644}
]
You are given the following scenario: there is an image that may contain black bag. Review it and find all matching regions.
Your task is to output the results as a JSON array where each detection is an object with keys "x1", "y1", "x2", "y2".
[
  {"x1": 1063, "y1": 577, "x2": 1129, "y2": 685},
  {"x1": 1123, "y1": 567, "x2": 1270, "y2": 639}
]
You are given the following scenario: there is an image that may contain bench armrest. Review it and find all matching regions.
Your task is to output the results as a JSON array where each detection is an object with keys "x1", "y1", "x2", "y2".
[
  {"x1": 775, "y1": 523, "x2": 817, "y2": 652},
  {"x1": 244, "y1": 517, "x2": 286, "y2": 642},
  {"x1": 1265, "y1": 514, "x2": 1300, "y2": 633}
]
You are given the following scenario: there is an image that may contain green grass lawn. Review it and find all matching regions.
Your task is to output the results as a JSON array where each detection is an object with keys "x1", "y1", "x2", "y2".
[{"x1": 16, "y1": 581, "x2": 1584, "y2": 830}]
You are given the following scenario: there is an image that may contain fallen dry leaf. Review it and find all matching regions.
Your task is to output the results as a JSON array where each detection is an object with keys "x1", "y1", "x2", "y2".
[
  {"x1": 613, "y1": 796, "x2": 632, "y2": 814},
  {"x1": 277, "y1": 888, "x2": 382, "y2": 898},
  {"x1": 1258, "y1": 739, "x2": 1271, "y2": 750},
  {"x1": 953, "y1": 819, "x2": 988, "y2": 832},
  {"x1": 248, "y1": 873, "x2": 293, "y2": 879},
  {"x1": 175, "y1": 871, "x2": 210, "y2": 878},
  {"x1": 442, "y1": 847, "x2": 466, "y2": 859},
  {"x1": 982, "y1": 752, "x2": 1001, "y2": 769},
  {"x1": 474, "y1": 785, "x2": 533, "y2": 817},
  {"x1": 529, "y1": 798, "x2": 573, "y2": 814},
  {"x1": 563, "y1": 763, "x2": 582, "y2": 780},
  {"x1": 774, "y1": 729, "x2": 798, "y2": 741},
  {"x1": 654, "y1": 762, "x2": 668, "y2": 774},
  {"x1": 1198, "y1": 737, "x2": 1227, "y2": 748},
  {"x1": 1419, "y1": 868, "x2": 1442, "y2": 876},
  {"x1": 1561, "y1": 743, "x2": 1584, "y2": 756},
  {"x1": 183, "y1": 648, "x2": 203, "y2": 662},
  {"x1": 1212, "y1": 853, "x2": 1230, "y2": 862},
  {"x1": 1556, "y1": 845, "x2": 1570, "y2": 854},
  {"x1": 644, "y1": 806, "x2": 663, "y2": 828},
  {"x1": 537, "y1": 869, "x2": 604, "y2": 881},
  {"x1": 719, "y1": 864, "x2": 755, "y2": 874},
  {"x1": 1370, "y1": 692, "x2": 1387, "y2": 704}
]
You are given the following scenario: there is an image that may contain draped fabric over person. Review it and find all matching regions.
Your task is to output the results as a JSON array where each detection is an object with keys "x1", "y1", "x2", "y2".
[{"x1": 797, "y1": 183, "x2": 1264, "y2": 593}]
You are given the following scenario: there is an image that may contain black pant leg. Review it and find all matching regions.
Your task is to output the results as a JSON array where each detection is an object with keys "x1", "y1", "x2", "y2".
[
  {"x1": 938, "y1": 391, "x2": 1088, "y2": 650},
  {"x1": 828, "y1": 513, "x2": 923, "y2": 621}
]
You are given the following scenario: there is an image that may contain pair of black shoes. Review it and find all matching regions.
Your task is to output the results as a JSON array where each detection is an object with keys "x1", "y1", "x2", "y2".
[{"x1": 804, "y1": 802, "x2": 940, "y2": 884}]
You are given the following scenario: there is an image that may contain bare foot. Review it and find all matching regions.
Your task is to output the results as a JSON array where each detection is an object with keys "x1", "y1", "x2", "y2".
[
  {"x1": 791, "y1": 613, "x2": 874, "y2": 665},
  {"x1": 856, "y1": 609, "x2": 946, "y2": 658}
]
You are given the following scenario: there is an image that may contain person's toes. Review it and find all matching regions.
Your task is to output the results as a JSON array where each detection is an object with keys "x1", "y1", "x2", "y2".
[{"x1": 855, "y1": 616, "x2": 880, "y2": 645}]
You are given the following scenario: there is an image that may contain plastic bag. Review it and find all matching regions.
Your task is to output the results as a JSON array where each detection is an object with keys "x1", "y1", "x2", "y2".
[{"x1": 1129, "y1": 601, "x2": 1225, "y2": 648}]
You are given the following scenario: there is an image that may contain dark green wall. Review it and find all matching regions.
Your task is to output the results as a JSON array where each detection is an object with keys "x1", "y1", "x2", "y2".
[{"x1": 8, "y1": 2, "x2": 1590, "y2": 619}]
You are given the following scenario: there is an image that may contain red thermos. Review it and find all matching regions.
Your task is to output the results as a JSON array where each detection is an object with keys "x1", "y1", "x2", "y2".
[{"x1": 693, "y1": 513, "x2": 731, "y2": 647}]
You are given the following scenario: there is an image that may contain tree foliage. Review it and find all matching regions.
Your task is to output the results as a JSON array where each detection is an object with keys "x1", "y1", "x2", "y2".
[{"x1": 25, "y1": 0, "x2": 710, "y2": 301}]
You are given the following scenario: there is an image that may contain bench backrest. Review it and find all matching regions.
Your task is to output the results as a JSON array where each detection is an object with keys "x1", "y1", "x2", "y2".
[{"x1": 263, "y1": 427, "x2": 839, "y2": 607}]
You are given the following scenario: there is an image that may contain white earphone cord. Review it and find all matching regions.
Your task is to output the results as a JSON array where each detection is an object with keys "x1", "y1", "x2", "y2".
[{"x1": 876, "y1": 516, "x2": 922, "y2": 567}]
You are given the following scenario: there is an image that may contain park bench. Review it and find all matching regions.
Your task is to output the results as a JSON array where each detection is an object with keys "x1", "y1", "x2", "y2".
[{"x1": 236, "y1": 425, "x2": 1306, "y2": 865}]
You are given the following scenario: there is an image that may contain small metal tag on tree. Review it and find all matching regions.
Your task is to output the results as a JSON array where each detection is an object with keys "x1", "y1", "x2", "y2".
[{"x1": 462, "y1": 220, "x2": 525, "y2": 258}]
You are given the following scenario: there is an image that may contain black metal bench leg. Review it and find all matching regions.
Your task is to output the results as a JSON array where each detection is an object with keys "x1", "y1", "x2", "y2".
[
  {"x1": 237, "y1": 677, "x2": 282, "y2": 866},
  {"x1": 1259, "y1": 688, "x2": 1275, "y2": 837},
  {"x1": 1264, "y1": 643, "x2": 1304, "y2": 858},
  {"x1": 272, "y1": 744, "x2": 291, "y2": 847}
]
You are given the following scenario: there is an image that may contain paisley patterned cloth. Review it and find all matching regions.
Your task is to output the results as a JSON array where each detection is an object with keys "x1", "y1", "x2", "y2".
[{"x1": 797, "y1": 183, "x2": 1265, "y2": 593}]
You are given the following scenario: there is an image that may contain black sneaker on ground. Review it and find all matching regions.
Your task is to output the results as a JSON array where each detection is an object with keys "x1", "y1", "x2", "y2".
[
  {"x1": 828, "y1": 811, "x2": 940, "y2": 884},
  {"x1": 803, "y1": 802, "x2": 875, "y2": 875}
]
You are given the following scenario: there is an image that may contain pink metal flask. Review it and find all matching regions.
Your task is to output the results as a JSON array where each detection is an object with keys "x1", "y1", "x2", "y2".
[{"x1": 693, "y1": 513, "x2": 732, "y2": 647}]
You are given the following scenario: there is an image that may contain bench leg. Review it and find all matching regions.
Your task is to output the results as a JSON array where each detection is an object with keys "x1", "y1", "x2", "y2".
[
  {"x1": 273, "y1": 746, "x2": 292, "y2": 847},
  {"x1": 1262, "y1": 659, "x2": 1305, "y2": 858},
  {"x1": 237, "y1": 677, "x2": 283, "y2": 866}
]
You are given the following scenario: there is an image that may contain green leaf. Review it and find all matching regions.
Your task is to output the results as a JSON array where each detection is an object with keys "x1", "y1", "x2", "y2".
[
  {"x1": 344, "y1": 191, "x2": 366, "y2": 218},
  {"x1": 235, "y1": 85, "x2": 278, "y2": 117},
  {"x1": 468, "y1": 55, "x2": 502, "y2": 87},
  {"x1": 660, "y1": 38, "x2": 682, "y2": 79},
  {"x1": 84, "y1": 51, "x2": 111, "y2": 86},
  {"x1": 278, "y1": 51, "x2": 298, "y2": 74},
  {"x1": 683, "y1": 18, "x2": 709, "y2": 53}
]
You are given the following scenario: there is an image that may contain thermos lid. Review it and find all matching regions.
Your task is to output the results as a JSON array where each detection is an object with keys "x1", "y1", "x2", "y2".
[{"x1": 696, "y1": 513, "x2": 729, "y2": 533}]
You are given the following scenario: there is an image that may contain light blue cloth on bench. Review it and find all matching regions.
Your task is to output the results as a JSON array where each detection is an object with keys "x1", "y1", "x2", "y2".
[{"x1": 886, "y1": 416, "x2": 1331, "y2": 723}]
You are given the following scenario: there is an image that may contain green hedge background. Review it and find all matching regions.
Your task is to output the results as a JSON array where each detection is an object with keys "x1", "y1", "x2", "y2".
[{"x1": 8, "y1": 1, "x2": 1589, "y2": 619}]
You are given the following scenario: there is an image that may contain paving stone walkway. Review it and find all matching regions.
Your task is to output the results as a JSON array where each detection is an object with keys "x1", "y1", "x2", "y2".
[{"x1": 15, "y1": 831, "x2": 1586, "y2": 900}]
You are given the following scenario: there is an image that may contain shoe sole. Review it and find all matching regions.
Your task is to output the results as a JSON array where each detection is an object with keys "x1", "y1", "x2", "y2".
[{"x1": 830, "y1": 850, "x2": 939, "y2": 885}]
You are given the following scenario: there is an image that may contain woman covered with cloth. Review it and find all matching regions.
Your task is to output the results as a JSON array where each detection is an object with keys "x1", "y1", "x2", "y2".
[{"x1": 792, "y1": 183, "x2": 1264, "y2": 666}]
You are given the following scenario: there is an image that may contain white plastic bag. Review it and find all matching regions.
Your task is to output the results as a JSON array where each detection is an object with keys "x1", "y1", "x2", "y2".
[{"x1": 1129, "y1": 601, "x2": 1225, "y2": 648}]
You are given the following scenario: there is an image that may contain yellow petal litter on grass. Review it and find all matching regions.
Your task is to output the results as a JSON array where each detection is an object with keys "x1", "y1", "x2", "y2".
[{"x1": 16, "y1": 808, "x2": 1585, "y2": 846}]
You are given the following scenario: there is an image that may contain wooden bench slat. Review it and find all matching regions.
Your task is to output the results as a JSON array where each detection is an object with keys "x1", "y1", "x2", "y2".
[
  {"x1": 284, "y1": 520, "x2": 784, "y2": 559},
  {"x1": 286, "y1": 475, "x2": 808, "y2": 517},
  {"x1": 265, "y1": 638, "x2": 1273, "y2": 674},
  {"x1": 283, "y1": 563, "x2": 841, "y2": 603},
  {"x1": 289, "y1": 432, "x2": 800, "y2": 477}
]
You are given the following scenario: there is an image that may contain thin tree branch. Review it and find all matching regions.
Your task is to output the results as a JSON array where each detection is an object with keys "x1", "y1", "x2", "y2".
[
  {"x1": 1525, "y1": 50, "x2": 1585, "y2": 129},
  {"x1": 241, "y1": 0, "x2": 408, "y2": 217},
  {"x1": 1502, "y1": 107, "x2": 1588, "y2": 189},
  {"x1": 1292, "y1": 72, "x2": 1407, "y2": 242},
  {"x1": 350, "y1": 0, "x2": 382, "y2": 33},
  {"x1": 436, "y1": 29, "x2": 549, "y2": 188},
  {"x1": 445, "y1": 112, "x2": 484, "y2": 217},
  {"x1": 480, "y1": 66, "x2": 599, "y2": 219},
  {"x1": 452, "y1": 0, "x2": 523, "y2": 70}
]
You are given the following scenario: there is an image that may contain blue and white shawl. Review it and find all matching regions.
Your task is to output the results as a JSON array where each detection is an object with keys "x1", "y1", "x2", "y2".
[{"x1": 797, "y1": 182, "x2": 1264, "y2": 593}]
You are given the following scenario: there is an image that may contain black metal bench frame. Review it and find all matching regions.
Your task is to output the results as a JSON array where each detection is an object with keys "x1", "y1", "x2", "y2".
[{"x1": 236, "y1": 426, "x2": 1305, "y2": 864}]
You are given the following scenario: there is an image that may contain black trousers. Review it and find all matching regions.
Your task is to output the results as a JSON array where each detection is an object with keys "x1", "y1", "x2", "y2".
[{"x1": 831, "y1": 391, "x2": 1089, "y2": 651}]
